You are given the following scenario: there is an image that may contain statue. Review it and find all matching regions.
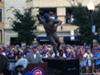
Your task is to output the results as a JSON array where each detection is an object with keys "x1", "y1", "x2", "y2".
[{"x1": 37, "y1": 11, "x2": 62, "y2": 57}]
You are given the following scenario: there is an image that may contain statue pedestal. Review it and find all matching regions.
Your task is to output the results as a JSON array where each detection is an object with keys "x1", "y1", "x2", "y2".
[{"x1": 43, "y1": 58, "x2": 79, "y2": 75}]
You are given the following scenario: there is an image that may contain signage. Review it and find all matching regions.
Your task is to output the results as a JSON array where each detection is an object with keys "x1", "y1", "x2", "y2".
[{"x1": 31, "y1": 67, "x2": 44, "y2": 75}]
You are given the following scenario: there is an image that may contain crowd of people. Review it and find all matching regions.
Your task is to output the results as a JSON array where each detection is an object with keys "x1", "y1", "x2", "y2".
[
  {"x1": 0, "y1": 43, "x2": 100, "y2": 75},
  {"x1": 0, "y1": 44, "x2": 96, "y2": 59}
]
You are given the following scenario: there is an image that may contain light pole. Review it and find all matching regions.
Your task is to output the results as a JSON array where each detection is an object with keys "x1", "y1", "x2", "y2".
[{"x1": 87, "y1": 0, "x2": 95, "y2": 48}]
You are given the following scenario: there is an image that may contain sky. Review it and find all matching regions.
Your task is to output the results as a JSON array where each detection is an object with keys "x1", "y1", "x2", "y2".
[
  {"x1": 4, "y1": 0, "x2": 26, "y2": 28},
  {"x1": 4, "y1": 0, "x2": 26, "y2": 10}
]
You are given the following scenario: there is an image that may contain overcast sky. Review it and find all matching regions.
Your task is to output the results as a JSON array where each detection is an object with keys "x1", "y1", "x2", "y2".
[
  {"x1": 5, "y1": 0, "x2": 26, "y2": 10},
  {"x1": 4, "y1": 0, "x2": 26, "y2": 28}
]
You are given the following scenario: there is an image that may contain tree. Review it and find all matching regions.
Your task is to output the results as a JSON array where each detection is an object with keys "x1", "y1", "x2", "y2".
[
  {"x1": 93, "y1": 5, "x2": 100, "y2": 41},
  {"x1": 67, "y1": 0, "x2": 100, "y2": 44},
  {"x1": 72, "y1": 4, "x2": 94, "y2": 44},
  {"x1": 12, "y1": 9, "x2": 36, "y2": 45},
  {"x1": 72, "y1": 4, "x2": 100, "y2": 44}
]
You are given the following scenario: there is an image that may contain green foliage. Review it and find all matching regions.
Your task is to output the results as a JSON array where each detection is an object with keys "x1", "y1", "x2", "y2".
[
  {"x1": 73, "y1": 4, "x2": 94, "y2": 44},
  {"x1": 94, "y1": 5, "x2": 100, "y2": 34},
  {"x1": 12, "y1": 9, "x2": 36, "y2": 45},
  {"x1": 93, "y1": 5, "x2": 100, "y2": 43}
]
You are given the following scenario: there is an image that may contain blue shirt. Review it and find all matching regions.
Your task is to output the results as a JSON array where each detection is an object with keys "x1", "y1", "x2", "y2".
[
  {"x1": 94, "y1": 52, "x2": 100, "y2": 65},
  {"x1": 24, "y1": 72, "x2": 32, "y2": 75},
  {"x1": 15, "y1": 57, "x2": 29, "y2": 69}
]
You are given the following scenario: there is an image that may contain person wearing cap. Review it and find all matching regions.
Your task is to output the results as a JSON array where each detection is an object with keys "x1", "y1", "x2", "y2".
[{"x1": 25, "y1": 46, "x2": 43, "y2": 64}]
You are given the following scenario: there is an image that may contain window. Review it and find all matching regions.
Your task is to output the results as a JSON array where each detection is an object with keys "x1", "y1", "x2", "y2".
[
  {"x1": 66, "y1": 8, "x2": 74, "y2": 24},
  {"x1": 39, "y1": 8, "x2": 56, "y2": 15}
]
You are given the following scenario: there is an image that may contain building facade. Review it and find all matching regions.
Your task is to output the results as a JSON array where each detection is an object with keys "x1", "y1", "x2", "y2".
[
  {"x1": 3, "y1": 0, "x2": 100, "y2": 45},
  {"x1": 4, "y1": 0, "x2": 26, "y2": 45},
  {"x1": 0, "y1": 0, "x2": 4, "y2": 44},
  {"x1": 26, "y1": 0, "x2": 100, "y2": 43},
  {"x1": 26, "y1": 0, "x2": 86, "y2": 43}
]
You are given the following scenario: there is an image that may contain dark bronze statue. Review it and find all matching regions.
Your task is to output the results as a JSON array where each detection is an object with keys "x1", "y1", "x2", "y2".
[{"x1": 37, "y1": 11, "x2": 62, "y2": 57}]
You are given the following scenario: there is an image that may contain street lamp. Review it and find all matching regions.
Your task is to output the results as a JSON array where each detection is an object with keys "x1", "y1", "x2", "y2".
[{"x1": 87, "y1": 0, "x2": 95, "y2": 48}]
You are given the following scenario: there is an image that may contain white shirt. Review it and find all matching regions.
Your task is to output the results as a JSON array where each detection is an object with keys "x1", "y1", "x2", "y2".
[
  {"x1": 34, "y1": 54, "x2": 36, "y2": 59},
  {"x1": 83, "y1": 52, "x2": 93, "y2": 66}
]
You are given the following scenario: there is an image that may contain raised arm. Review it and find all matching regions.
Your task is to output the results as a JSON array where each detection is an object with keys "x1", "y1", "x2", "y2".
[{"x1": 37, "y1": 14, "x2": 45, "y2": 24}]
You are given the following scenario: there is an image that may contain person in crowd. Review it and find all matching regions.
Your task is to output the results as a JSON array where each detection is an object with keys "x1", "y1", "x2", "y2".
[
  {"x1": 39, "y1": 45, "x2": 48, "y2": 58},
  {"x1": 94, "y1": 49, "x2": 100, "y2": 73},
  {"x1": 58, "y1": 49, "x2": 66, "y2": 58},
  {"x1": 83, "y1": 49, "x2": 93, "y2": 73},
  {"x1": 2, "y1": 43, "x2": 100, "y2": 74},
  {"x1": 80, "y1": 48, "x2": 86, "y2": 73},
  {"x1": 65, "y1": 46, "x2": 75, "y2": 59},
  {"x1": 1, "y1": 47, "x2": 6, "y2": 56},
  {"x1": 25, "y1": 45, "x2": 43, "y2": 64},
  {"x1": 44, "y1": 46, "x2": 55, "y2": 58},
  {"x1": 6, "y1": 47, "x2": 15, "y2": 59},
  {"x1": 23, "y1": 46, "x2": 32, "y2": 57},
  {"x1": 0, "y1": 54, "x2": 10, "y2": 75},
  {"x1": 15, "y1": 53, "x2": 29, "y2": 75},
  {"x1": 37, "y1": 11, "x2": 62, "y2": 57}
]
